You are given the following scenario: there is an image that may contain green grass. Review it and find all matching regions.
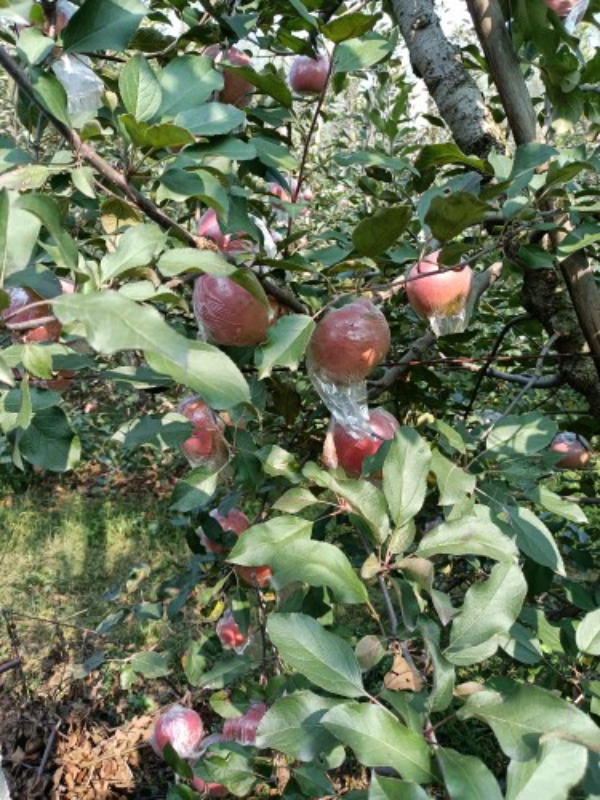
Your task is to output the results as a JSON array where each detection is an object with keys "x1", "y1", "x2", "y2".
[{"x1": 0, "y1": 492, "x2": 187, "y2": 663}]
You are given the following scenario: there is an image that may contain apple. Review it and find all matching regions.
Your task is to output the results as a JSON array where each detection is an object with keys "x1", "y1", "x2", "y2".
[
  {"x1": 406, "y1": 251, "x2": 473, "y2": 320},
  {"x1": 289, "y1": 54, "x2": 330, "y2": 95},
  {"x1": 550, "y1": 432, "x2": 591, "y2": 469},
  {"x1": 177, "y1": 396, "x2": 228, "y2": 468},
  {"x1": 2, "y1": 287, "x2": 61, "y2": 343},
  {"x1": 216, "y1": 611, "x2": 249, "y2": 651},
  {"x1": 543, "y1": 0, "x2": 577, "y2": 16},
  {"x1": 192, "y1": 775, "x2": 229, "y2": 797},
  {"x1": 307, "y1": 299, "x2": 390, "y2": 385},
  {"x1": 151, "y1": 705, "x2": 204, "y2": 759},
  {"x1": 196, "y1": 209, "x2": 254, "y2": 256},
  {"x1": 323, "y1": 408, "x2": 399, "y2": 478},
  {"x1": 200, "y1": 508, "x2": 250, "y2": 555},
  {"x1": 222, "y1": 703, "x2": 268, "y2": 746},
  {"x1": 193, "y1": 274, "x2": 270, "y2": 347},
  {"x1": 205, "y1": 46, "x2": 255, "y2": 107}
]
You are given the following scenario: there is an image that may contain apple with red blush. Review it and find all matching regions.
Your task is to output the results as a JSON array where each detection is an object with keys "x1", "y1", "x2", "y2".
[
  {"x1": 307, "y1": 299, "x2": 390, "y2": 385},
  {"x1": 2, "y1": 287, "x2": 61, "y2": 344},
  {"x1": 151, "y1": 705, "x2": 204, "y2": 759},
  {"x1": 177, "y1": 396, "x2": 228, "y2": 469},
  {"x1": 323, "y1": 408, "x2": 399, "y2": 478},
  {"x1": 289, "y1": 53, "x2": 330, "y2": 95},
  {"x1": 406, "y1": 250, "x2": 473, "y2": 335},
  {"x1": 205, "y1": 46, "x2": 255, "y2": 107},
  {"x1": 216, "y1": 611, "x2": 249, "y2": 651},
  {"x1": 550, "y1": 432, "x2": 591, "y2": 470},
  {"x1": 193, "y1": 274, "x2": 270, "y2": 347},
  {"x1": 543, "y1": 0, "x2": 577, "y2": 16}
]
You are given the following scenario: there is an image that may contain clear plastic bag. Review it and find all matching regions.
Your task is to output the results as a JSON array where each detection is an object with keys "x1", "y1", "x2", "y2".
[
  {"x1": 564, "y1": 0, "x2": 589, "y2": 32},
  {"x1": 222, "y1": 703, "x2": 268, "y2": 746},
  {"x1": 193, "y1": 274, "x2": 270, "y2": 347},
  {"x1": 177, "y1": 396, "x2": 228, "y2": 469},
  {"x1": 52, "y1": 54, "x2": 103, "y2": 120},
  {"x1": 406, "y1": 252, "x2": 473, "y2": 337},
  {"x1": 216, "y1": 610, "x2": 251, "y2": 654},
  {"x1": 323, "y1": 407, "x2": 399, "y2": 478}
]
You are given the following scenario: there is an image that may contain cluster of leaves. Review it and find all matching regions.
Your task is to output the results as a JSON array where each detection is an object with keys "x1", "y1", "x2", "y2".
[{"x1": 0, "y1": 0, "x2": 599, "y2": 797}]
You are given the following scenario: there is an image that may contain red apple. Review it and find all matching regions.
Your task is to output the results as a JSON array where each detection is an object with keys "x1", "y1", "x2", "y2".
[
  {"x1": 406, "y1": 251, "x2": 473, "y2": 320},
  {"x1": 550, "y1": 432, "x2": 591, "y2": 470},
  {"x1": 192, "y1": 775, "x2": 230, "y2": 797},
  {"x1": 543, "y1": 0, "x2": 577, "y2": 15},
  {"x1": 323, "y1": 408, "x2": 399, "y2": 478},
  {"x1": 151, "y1": 705, "x2": 204, "y2": 759},
  {"x1": 193, "y1": 274, "x2": 270, "y2": 347},
  {"x1": 205, "y1": 46, "x2": 255, "y2": 107},
  {"x1": 2, "y1": 287, "x2": 61, "y2": 343},
  {"x1": 178, "y1": 396, "x2": 228, "y2": 468},
  {"x1": 289, "y1": 54, "x2": 330, "y2": 95},
  {"x1": 200, "y1": 508, "x2": 250, "y2": 555},
  {"x1": 216, "y1": 611, "x2": 249, "y2": 650},
  {"x1": 222, "y1": 703, "x2": 267, "y2": 746},
  {"x1": 196, "y1": 209, "x2": 254, "y2": 256},
  {"x1": 307, "y1": 299, "x2": 390, "y2": 385}
]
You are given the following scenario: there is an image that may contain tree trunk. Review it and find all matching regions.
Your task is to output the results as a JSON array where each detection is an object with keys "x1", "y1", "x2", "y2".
[{"x1": 390, "y1": 0, "x2": 504, "y2": 156}]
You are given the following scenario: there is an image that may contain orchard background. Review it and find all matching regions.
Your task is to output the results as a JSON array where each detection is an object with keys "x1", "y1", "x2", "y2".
[{"x1": 0, "y1": 0, "x2": 600, "y2": 797}]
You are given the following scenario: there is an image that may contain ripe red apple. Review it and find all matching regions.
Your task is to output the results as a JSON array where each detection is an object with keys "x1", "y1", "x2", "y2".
[
  {"x1": 205, "y1": 46, "x2": 255, "y2": 107},
  {"x1": 196, "y1": 209, "x2": 254, "y2": 256},
  {"x1": 222, "y1": 703, "x2": 267, "y2": 746},
  {"x1": 307, "y1": 299, "x2": 390, "y2": 385},
  {"x1": 178, "y1": 396, "x2": 227, "y2": 468},
  {"x1": 323, "y1": 408, "x2": 399, "y2": 478},
  {"x1": 289, "y1": 54, "x2": 330, "y2": 95},
  {"x1": 2, "y1": 287, "x2": 61, "y2": 343},
  {"x1": 151, "y1": 705, "x2": 204, "y2": 759},
  {"x1": 550, "y1": 432, "x2": 591, "y2": 469},
  {"x1": 193, "y1": 274, "x2": 270, "y2": 347},
  {"x1": 200, "y1": 508, "x2": 250, "y2": 555},
  {"x1": 216, "y1": 612, "x2": 249, "y2": 651},
  {"x1": 543, "y1": 0, "x2": 577, "y2": 16},
  {"x1": 406, "y1": 251, "x2": 473, "y2": 320}
]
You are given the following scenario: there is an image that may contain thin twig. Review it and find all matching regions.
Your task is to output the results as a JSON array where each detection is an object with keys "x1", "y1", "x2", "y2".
[
  {"x1": 9, "y1": 610, "x2": 103, "y2": 637},
  {"x1": 37, "y1": 721, "x2": 61, "y2": 776},
  {"x1": 0, "y1": 657, "x2": 22, "y2": 675}
]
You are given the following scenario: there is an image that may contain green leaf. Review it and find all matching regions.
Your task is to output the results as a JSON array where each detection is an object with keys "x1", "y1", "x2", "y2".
[
  {"x1": 369, "y1": 776, "x2": 428, "y2": 799},
  {"x1": 63, "y1": 0, "x2": 147, "y2": 54},
  {"x1": 17, "y1": 27, "x2": 55, "y2": 66},
  {"x1": 498, "y1": 622, "x2": 542, "y2": 665},
  {"x1": 157, "y1": 56, "x2": 223, "y2": 120},
  {"x1": 176, "y1": 103, "x2": 245, "y2": 137},
  {"x1": 557, "y1": 221, "x2": 600, "y2": 257},
  {"x1": 419, "y1": 620, "x2": 455, "y2": 713},
  {"x1": 256, "y1": 690, "x2": 343, "y2": 762},
  {"x1": 576, "y1": 609, "x2": 600, "y2": 656},
  {"x1": 71, "y1": 166, "x2": 96, "y2": 198},
  {"x1": 130, "y1": 650, "x2": 171, "y2": 678},
  {"x1": 429, "y1": 450, "x2": 476, "y2": 506},
  {"x1": 334, "y1": 36, "x2": 394, "y2": 73},
  {"x1": 505, "y1": 740, "x2": 588, "y2": 800},
  {"x1": 436, "y1": 747, "x2": 503, "y2": 800},
  {"x1": 16, "y1": 193, "x2": 78, "y2": 270},
  {"x1": 417, "y1": 506, "x2": 517, "y2": 563},
  {"x1": 485, "y1": 412, "x2": 557, "y2": 456},
  {"x1": 119, "y1": 54, "x2": 162, "y2": 121},
  {"x1": 321, "y1": 12, "x2": 381, "y2": 43},
  {"x1": 267, "y1": 613, "x2": 365, "y2": 698},
  {"x1": 525, "y1": 486, "x2": 588, "y2": 524},
  {"x1": 272, "y1": 488, "x2": 322, "y2": 514},
  {"x1": 194, "y1": 657, "x2": 252, "y2": 690},
  {"x1": 425, "y1": 192, "x2": 491, "y2": 242},
  {"x1": 19, "y1": 406, "x2": 81, "y2": 472},
  {"x1": 253, "y1": 135, "x2": 298, "y2": 171},
  {"x1": 100, "y1": 223, "x2": 166, "y2": 281},
  {"x1": 31, "y1": 72, "x2": 70, "y2": 127},
  {"x1": 383, "y1": 428, "x2": 431, "y2": 528},
  {"x1": 256, "y1": 314, "x2": 315, "y2": 379},
  {"x1": 52, "y1": 292, "x2": 250, "y2": 409},
  {"x1": 195, "y1": 743, "x2": 256, "y2": 796},
  {"x1": 321, "y1": 702, "x2": 432, "y2": 784},
  {"x1": 220, "y1": 66, "x2": 293, "y2": 108},
  {"x1": 445, "y1": 562, "x2": 527, "y2": 666},
  {"x1": 119, "y1": 115, "x2": 195, "y2": 149},
  {"x1": 112, "y1": 412, "x2": 190, "y2": 451},
  {"x1": 0, "y1": 196, "x2": 41, "y2": 278},
  {"x1": 229, "y1": 517, "x2": 367, "y2": 604},
  {"x1": 458, "y1": 680, "x2": 600, "y2": 760},
  {"x1": 157, "y1": 248, "x2": 235, "y2": 278},
  {"x1": 303, "y1": 461, "x2": 390, "y2": 544},
  {"x1": 352, "y1": 206, "x2": 411, "y2": 257},
  {"x1": 497, "y1": 505, "x2": 565, "y2": 575},
  {"x1": 510, "y1": 143, "x2": 558, "y2": 178},
  {"x1": 415, "y1": 144, "x2": 488, "y2": 173}
]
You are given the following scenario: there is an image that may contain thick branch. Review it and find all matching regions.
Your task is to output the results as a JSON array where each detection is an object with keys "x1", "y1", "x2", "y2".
[
  {"x1": 466, "y1": 0, "x2": 537, "y2": 145},
  {"x1": 390, "y1": 0, "x2": 504, "y2": 157}
]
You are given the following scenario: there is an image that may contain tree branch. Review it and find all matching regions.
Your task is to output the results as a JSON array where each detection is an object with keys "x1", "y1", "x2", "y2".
[{"x1": 466, "y1": 0, "x2": 538, "y2": 145}]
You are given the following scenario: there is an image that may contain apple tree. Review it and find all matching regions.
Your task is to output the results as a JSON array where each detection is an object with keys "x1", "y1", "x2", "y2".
[{"x1": 0, "y1": 0, "x2": 599, "y2": 797}]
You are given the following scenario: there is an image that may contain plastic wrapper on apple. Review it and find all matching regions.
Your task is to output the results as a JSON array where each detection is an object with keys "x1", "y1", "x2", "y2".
[
  {"x1": 193, "y1": 274, "x2": 270, "y2": 347},
  {"x1": 177, "y1": 396, "x2": 228, "y2": 470},
  {"x1": 406, "y1": 251, "x2": 473, "y2": 337},
  {"x1": 564, "y1": 0, "x2": 589, "y2": 32},
  {"x1": 150, "y1": 704, "x2": 205, "y2": 760},
  {"x1": 308, "y1": 366, "x2": 372, "y2": 432},
  {"x1": 222, "y1": 703, "x2": 268, "y2": 746},
  {"x1": 323, "y1": 408, "x2": 399, "y2": 478}
]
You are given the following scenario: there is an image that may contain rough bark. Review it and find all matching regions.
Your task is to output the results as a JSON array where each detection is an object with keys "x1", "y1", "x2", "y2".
[{"x1": 390, "y1": 0, "x2": 504, "y2": 156}]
